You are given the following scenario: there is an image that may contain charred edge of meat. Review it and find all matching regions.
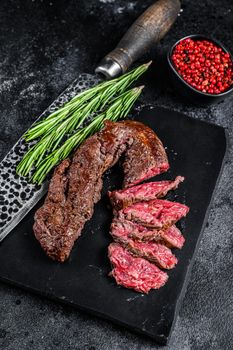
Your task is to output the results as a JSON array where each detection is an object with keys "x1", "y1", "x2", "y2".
[
  {"x1": 33, "y1": 159, "x2": 72, "y2": 262},
  {"x1": 121, "y1": 121, "x2": 169, "y2": 188}
]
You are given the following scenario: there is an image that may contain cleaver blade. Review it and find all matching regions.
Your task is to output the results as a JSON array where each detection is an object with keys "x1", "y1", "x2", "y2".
[{"x1": 0, "y1": 0, "x2": 181, "y2": 241}]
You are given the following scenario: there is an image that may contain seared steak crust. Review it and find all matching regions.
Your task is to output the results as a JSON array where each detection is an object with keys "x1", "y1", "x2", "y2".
[
  {"x1": 122, "y1": 121, "x2": 169, "y2": 188},
  {"x1": 34, "y1": 120, "x2": 168, "y2": 261},
  {"x1": 34, "y1": 135, "x2": 104, "y2": 262}
]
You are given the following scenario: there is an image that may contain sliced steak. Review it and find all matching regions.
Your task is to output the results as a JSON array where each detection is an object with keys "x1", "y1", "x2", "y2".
[
  {"x1": 131, "y1": 223, "x2": 185, "y2": 249},
  {"x1": 111, "y1": 218, "x2": 163, "y2": 243},
  {"x1": 111, "y1": 218, "x2": 185, "y2": 249},
  {"x1": 110, "y1": 219, "x2": 177, "y2": 269},
  {"x1": 34, "y1": 120, "x2": 168, "y2": 262},
  {"x1": 109, "y1": 176, "x2": 184, "y2": 210},
  {"x1": 119, "y1": 199, "x2": 189, "y2": 230},
  {"x1": 108, "y1": 243, "x2": 168, "y2": 293}
]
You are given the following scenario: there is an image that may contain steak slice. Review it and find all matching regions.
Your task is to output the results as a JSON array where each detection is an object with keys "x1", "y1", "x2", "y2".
[
  {"x1": 110, "y1": 219, "x2": 177, "y2": 269},
  {"x1": 108, "y1": 243, "x2": 168, "y2": 293},
  {"x1": 129, "y1": 222, "x2": 185, "y2": 249},
  {"x1": 109, "y1": 176, "x2": 184, "y2": 210},
  {"x1": 34, "y1": 120, "x2": 168, "y2": 262},
  {"x1": 111, "y1": 218, "x2": 185, "y2": 249},
  {"x1": 119, "y1": 199, "x2": 189, "y2": 230},
  {"x1": 111, "y1": 218, "x2": 163, "y2": 243}
]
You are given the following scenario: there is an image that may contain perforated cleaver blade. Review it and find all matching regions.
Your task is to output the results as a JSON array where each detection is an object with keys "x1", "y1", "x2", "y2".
[{"x1": 0, "y1": 73, "x2": 101, "y2": 241}]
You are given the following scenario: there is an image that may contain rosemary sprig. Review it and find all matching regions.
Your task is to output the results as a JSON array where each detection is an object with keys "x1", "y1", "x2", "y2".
[
  {"x1": 29, "y1": 86, "x2": 143, "y2": 184},
  {"x1": 17, "y1": 62, "x2": 150, "y2": 176},
  {"x1": 24, "y1": 62, "x2": 151, "y2": 142}
]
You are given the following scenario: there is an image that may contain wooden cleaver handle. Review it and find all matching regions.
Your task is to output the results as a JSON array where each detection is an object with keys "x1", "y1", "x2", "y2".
[{"x1": 95, "y1": 0, "x2": 181, "y2": 78}]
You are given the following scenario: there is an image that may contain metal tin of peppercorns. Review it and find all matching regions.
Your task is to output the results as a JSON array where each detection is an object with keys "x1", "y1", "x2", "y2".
[{"x1": 167, "y1": 34, "x2": 233, "y2": 105}]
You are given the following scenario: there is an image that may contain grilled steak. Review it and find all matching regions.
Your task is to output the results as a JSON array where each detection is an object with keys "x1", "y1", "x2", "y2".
[
  {"x1": 34, "y1": 120, "x2": 168, "y2": 262},
  {"x1": 108, "y1": 243, "x2": 168, "y2": 293},
  {"x1": 110, "y1": 219, "x2": 177, "y2": 269},
  {"x1": 111, "y1": 218, "x2": 185, "y2": 249},
  {"x1": 109, "y1": 176, "x2": 184, "y2": 210},
  {"x1": 119, "y1": 199, "x2": 189, "y2": 230}
]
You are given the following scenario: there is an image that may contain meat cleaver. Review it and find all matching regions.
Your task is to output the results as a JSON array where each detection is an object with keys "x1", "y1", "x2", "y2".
[{"x1": 0, "y1": 0, "x2": 180, "y2": 241}]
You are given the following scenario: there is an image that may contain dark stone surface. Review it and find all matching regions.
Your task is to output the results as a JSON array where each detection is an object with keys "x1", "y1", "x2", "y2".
[{"x1": 0, "y1": 0, "x2": 232, "y2": 349}]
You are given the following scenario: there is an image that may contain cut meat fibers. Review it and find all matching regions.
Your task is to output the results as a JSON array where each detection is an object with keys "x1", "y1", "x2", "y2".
[
  {"x1": 111, "y1": 218, "x2": 163, "y2": 243},
  {"x1": 109, "y1": 176, "x2": 184, "y2": 210},
  {"x1": 119, "y1": 199, "x2": 189, "y2": 230},
  {"x1": 125, "y1": 240, "x2": 177, "y2": 269},
  {"x1": 111, "y1": 219, "x2": 177, "y2": 269},
  {"x1": 132, "y1": 223, "x2": 185, "y2": 249},
  {"x1": 158, "y1": 225, "x2": 185, "y2": 249},
  {"x1": 111, "y1": 218, "x2": 185, "y2": 249},
  {"x1": 108, "y1": 243, "x2": 168, "y2": 293}
]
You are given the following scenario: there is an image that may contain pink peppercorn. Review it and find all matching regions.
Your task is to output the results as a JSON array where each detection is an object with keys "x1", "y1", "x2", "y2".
[{"x1": 172, "y1": 38, "x2": 233, "y2": 94}]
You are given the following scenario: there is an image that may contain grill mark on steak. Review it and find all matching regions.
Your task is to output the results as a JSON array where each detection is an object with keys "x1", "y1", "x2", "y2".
[
  {"x1": 34, "y1": 120, "x2": 168, "y2": 262},
  {"x1": 118, "y1": 199, "x2": 189, "y2": 230},
  {"x1": 109, "y1": 176, "x2": 184, "y2": 211},
  {"x1": 108, "y1": 243, "x2": 168, "y2": 293},
  {"x1": 110, "y1": 219, "x2": 177, "y2": 269}
]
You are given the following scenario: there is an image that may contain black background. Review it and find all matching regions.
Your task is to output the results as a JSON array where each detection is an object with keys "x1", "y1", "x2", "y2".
[{"x1": 0, "y1": 1, "x2": 232, "y2": 349}]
